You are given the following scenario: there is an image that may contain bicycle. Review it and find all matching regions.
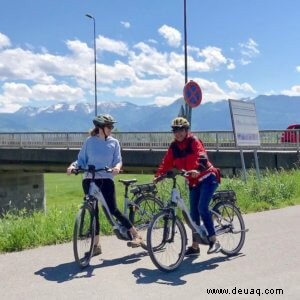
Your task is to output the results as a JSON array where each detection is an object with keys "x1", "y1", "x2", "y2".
[
  {"x1": 147, "y1": 169, "x2": 248, "y2": 272},
  {"x1": 72, "y1": 165, "x2": 163, "y2": 268}
]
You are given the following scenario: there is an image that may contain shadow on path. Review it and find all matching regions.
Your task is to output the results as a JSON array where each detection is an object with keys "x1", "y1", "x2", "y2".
[
  {"x1": 132, "y1": 253, "x2": 245, "y2": 286},
  {"x1": 34, "y1": 250, "x2": 148, "y2": 283}
]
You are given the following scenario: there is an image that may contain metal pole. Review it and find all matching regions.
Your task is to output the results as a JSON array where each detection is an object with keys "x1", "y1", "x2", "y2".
[
  {"x1": 239, "y1": 149, "x2": 247, "y2": 182},
  {"x1": 85, "y1": 14, "x2": 98, "y2": 116},
  {"x1": 183, "y1": 0, "x2": 192, "y2": 125},
  {"x1": 253, "y1": 149, "x2": 261, "y2": 180},
  {"x1": 184, "y1": 0, "x2": 188, "y2": 86}
]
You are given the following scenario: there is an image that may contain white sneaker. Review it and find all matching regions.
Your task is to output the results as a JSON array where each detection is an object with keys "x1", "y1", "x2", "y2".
[{"x1": 207, "y1": 241, "x2": 221, "y2": 254}]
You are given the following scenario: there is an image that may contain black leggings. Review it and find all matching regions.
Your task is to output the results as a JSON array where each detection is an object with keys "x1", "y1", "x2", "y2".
[{"x1": 82, "y1": 178, "x2": 132, "y2": 235}]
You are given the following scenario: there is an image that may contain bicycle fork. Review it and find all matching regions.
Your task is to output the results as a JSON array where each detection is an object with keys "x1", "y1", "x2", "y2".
[{"x1": 162, "y1": 209, "x2": 176, "y2": 243}]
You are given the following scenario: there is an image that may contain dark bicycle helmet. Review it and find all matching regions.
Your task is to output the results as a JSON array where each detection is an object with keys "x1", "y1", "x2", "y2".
[
  {"x1": 171, "y1": 117, "x2": 190, "y2": 129},
  {"x1": 93, "y1": 114, "x2": 117, "y2": 128}
]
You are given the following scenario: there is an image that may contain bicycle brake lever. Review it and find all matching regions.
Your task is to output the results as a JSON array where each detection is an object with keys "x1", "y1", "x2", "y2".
[
  {"x1": 71, "y1": 169, "x2": 80, "y2": 175},
  {"x1": 104, "y1": 166, "x2": 113, "y2": 173}
]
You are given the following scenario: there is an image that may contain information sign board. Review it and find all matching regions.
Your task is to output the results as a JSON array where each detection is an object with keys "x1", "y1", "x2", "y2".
[{"x1": 229, "y1": 99, "x2": 261, "y2": 147}]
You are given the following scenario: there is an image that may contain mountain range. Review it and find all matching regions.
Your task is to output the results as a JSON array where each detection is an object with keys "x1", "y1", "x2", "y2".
[{"x1": 0, "y1": 95, "x2": 299, "y2": 132}]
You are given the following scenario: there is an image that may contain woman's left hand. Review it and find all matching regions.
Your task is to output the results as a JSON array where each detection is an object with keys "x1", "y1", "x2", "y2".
[{"x1": 187, "y1": 169, "x2": 199, "y2": 178}]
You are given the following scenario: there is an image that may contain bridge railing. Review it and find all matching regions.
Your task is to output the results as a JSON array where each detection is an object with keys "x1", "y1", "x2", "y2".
[{"x1": 0, "y1": 130, "x2": 299, "y2": 151}]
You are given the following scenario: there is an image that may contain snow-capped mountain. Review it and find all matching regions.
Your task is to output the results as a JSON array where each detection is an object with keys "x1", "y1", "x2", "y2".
[{"x1": 1, "y1": 95, "x2": 300, "y2": 132}]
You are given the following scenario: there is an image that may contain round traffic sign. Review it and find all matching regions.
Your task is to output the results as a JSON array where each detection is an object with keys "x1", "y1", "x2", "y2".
[{"x1": 183, "y1": 80, "x2": 202, "y2": 108}]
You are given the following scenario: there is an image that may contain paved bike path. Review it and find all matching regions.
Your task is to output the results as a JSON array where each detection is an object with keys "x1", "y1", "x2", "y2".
[{"x1": 0, "y1": 205, "x2": 299, "y2": 300}]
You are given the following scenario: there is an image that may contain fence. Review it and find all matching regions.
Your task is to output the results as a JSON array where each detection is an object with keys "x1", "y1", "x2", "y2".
[{"x1": 0, "y1": 130, "x2": 299, "y2": 151}]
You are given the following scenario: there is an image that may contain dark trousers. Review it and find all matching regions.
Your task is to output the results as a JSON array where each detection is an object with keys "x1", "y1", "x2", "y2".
[
  {"x1": 189, "y1": 174, "x2": 219, "y2": 238},
  {"x1": 82, "y1": 178, "x2": 132, "y2": 235}
]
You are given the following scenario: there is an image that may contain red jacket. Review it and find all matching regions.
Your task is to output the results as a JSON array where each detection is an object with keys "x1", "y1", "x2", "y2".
[{"x1": 155, "y1": 133, "x2": 219, "y2": 187}]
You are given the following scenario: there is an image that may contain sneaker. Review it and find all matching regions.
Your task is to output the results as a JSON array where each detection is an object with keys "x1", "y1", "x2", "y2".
[
  {"x1": 207, "y1": 241, "x2": 221, "y2": 254},
  {"x1": 185, "y1": 246, "x2": 200, "y2": 257},
  {"x1": 127, "y1": 236, "x2": 143, "y2": 248},
  {"x1": 92, "y1": 245, "x2": 102, "y2": 256}
]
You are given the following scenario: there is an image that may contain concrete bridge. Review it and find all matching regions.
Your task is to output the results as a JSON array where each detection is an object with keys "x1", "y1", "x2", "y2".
[{"x1": 0, "y1": 131, "x2": 299, "y2": 214}]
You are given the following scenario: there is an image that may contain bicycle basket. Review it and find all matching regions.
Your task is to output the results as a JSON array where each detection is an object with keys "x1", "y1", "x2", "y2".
[
  {"x1": 212, "y1": 190, "x2": 237, "y2": 202},
  {"x1": 130, "y1": 183, "x2": 157, "y2": 195}
]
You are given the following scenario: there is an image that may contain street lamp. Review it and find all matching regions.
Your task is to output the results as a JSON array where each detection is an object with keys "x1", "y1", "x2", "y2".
[
  {"x1": 85, "y1": 13, "x2": 98, "y2": 116},
  {"x1": 183, "y1": 0, "x2": 191, "y2": 124}
]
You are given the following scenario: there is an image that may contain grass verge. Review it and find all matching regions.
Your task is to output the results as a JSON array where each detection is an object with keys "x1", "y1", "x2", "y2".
[{"x1": 1, "y1": 169, "x2": 299, "y2": 253}]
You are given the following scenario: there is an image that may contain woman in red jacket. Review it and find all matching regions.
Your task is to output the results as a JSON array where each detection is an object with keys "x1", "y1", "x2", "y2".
[{"x1": 155, "y1": 117, "x2": 221, "y2": 256}]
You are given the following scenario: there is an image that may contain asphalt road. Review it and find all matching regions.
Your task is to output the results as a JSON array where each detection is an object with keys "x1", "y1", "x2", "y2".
[{"x1": 0, "y1": 205, "x2": 299, "y2": 300}]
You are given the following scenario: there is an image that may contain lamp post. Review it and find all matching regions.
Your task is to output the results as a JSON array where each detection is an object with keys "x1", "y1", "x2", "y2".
[
  {"x1": 183, "y1": 0, "x2": 191, "y2": 125},
  {"x1": 85, "y1": 14, "x2": 98, "y2": 116}
]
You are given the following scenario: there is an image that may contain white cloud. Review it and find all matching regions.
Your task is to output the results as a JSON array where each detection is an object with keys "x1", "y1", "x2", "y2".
[
  {"x1": 0, "y1": 30, "x2": 258, "y2": 113},
  {"x1": 115, "y1": 72, "x2": 183, "y2": 99},
  {"x1": 0, "y1": 48, "x2": 57, "y2": 84},
  {"x1": 239, "y1": 38, "x2": 259, "y2": 57},
  {"x1": 158, "y1": 25, "x2": 181, "y2": 48},
  {"x1": 96, "y1": 35, "x2": 128, "y2": 56},
  {"x1": 225, "y1": 80, "x2": 256, "y2": 93},
  {"x1": 154, "y1": 95, "x2": 181, "y2": 106},
  {"x1": 120, "y1": 21, "x2": 130, "y2": 28},
  {"x1": 0, "y1": 82, "x2": 84, "y2": 113},
  {"x1": 66, "y1": 40, "x2": 92, "y2": 62},
  {"x1": 97, "y1": 60, "x2": 137, "y2": 84},
  {"x1": 240, "y1": 58, "x2": 251, "y2": 66},
  {"x1": 296, "y1": 66, "x2": 300, "y2": 72},
  {"x1": 115, "y1": 77, "x2": 170, "y2": 98},
  {"x1": 0, "y1": 33, "x2": 11, "y2": 49},
  {"x1": 227, "y1": 59, "x2": 236, "y2": 70},
  {"x1": 281, "y1": 85, "x2": 300, "y2": 96},
  {"x1": 238, "y1": 38, "x2": 259, "y2": 65},
  {"x1": 31, "y1": 84, "x2": 84, "y2": 100},
  {"x1": 195, "y1": 78, "x2": 228, "y2": 102},
  {"x1": 130, "y1": 42, "x2": 175, "y2": 76},
  {"x1": 189, "y1": 46, "x2": 229, "y2": 72}
]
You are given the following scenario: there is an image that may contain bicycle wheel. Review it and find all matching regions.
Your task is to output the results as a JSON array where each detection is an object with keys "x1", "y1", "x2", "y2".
[
  {"x1": 211, "y1": 201, "x2": 246, "y2": 256},
  {"x1": 129, "y1": 195, "x2": 163, "y2": 250},
  {"x1": 147, "y1": 210, "x2": 187, "y2": 272},
  {"x1": 73, "y1": 204, "x2": 96, "y2": 268}
]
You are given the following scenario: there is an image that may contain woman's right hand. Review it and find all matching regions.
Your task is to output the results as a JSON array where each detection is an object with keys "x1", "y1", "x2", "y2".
[{"x1": 66, "y1": 165, "x2": 75, "y2": 175}]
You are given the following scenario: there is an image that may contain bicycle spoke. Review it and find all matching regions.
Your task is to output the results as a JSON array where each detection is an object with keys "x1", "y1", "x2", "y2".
[
  {"x1": 73, "y1": 206, "x2": 95, "y2": 268},
  {"x1": 130, "y1": 195, "x2": 163, "y2": 250},
  {"x1": 212, "y1": 202, "x2": 246, "y2": 256},
  {"x1": 147, "y1": 211, "x2": 186, "y2": 272}
]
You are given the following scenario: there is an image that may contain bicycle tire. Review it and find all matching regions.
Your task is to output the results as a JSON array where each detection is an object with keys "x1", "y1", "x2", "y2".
[
  {"x1": 211, "y1": 201, "x2": 246, "y2": 256},
  {"x1": 147, "y1": 210, "x2": 187, "y2": 272},
  {"x1": 73, "y1": 204, "x2": 96, "y2": 268},
  {"x1": 129, "y1": 194, "x2": 164, "y2": 250}
]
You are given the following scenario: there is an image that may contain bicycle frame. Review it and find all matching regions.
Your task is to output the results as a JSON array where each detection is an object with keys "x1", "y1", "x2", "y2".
[
  {"x1": 147, "y1": 170, "x2": 248, "y2": 272},
  {"x1": 167, "y1": 176, "x2": 210, "y2": 245},
  {"x1": 88, "y1": 181, "x2": 132, "y2": 240},
  {"x1": 167, "y1": 178, "x2": 248, "y2": 244}
]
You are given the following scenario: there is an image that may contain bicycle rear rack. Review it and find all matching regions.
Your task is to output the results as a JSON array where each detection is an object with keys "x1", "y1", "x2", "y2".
[
  {"x1": 212, "y1": 190, "x2": 237, "y2": 202},
  {"x1": 130, "y1": 183, "x2": 157, "y2": 195}
]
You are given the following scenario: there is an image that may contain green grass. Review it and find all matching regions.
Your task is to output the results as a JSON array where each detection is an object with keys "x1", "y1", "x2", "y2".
[{"x1": 1, "y1": 169, "x2": 300, "y2": 253}]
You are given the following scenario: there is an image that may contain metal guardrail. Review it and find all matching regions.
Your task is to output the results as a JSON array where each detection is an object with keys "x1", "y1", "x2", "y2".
[{"x1": 0, "y1": 130, "x2": 299, "y2": 151}]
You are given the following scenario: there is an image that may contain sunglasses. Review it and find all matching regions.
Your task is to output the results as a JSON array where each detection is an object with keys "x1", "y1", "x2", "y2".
[
  {"x1": 172, "y1": 127, "x2": 185, "y2": 133},
  {"x1": 105, "y1": 125, "x2": 114, "y2": 130}
]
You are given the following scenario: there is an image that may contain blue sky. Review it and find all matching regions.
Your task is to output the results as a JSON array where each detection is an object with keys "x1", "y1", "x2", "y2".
[{"x1": 1, "y1": 0, "x2": 300, "y2": 113}]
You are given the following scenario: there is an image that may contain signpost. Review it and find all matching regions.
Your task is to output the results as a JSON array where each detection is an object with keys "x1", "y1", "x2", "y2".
[{"x1": 229, "y1": 99, "x2": 261, "y2": 181}]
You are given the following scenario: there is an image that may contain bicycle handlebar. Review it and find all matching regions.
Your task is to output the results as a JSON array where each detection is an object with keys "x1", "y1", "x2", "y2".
[
  {"x1": 71, "y1": 165, "x2": 113, "y2": 175},
  {"x1": 154, "y1": 169, "x2": 189, "y2": 183}
]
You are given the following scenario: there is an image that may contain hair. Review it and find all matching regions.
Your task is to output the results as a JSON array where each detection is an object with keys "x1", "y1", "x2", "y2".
[{"x1": 89, "y1": 127, "x2": 100, "y2": 136}]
